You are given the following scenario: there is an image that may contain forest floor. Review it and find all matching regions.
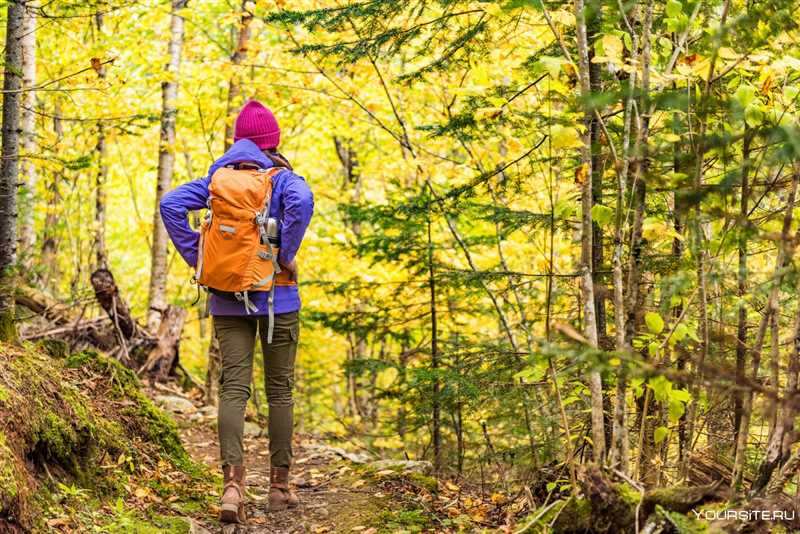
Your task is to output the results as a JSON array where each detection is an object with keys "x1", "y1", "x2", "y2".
[{"x1": 161, "y1": 388, "x2": 478, "y2": 534}]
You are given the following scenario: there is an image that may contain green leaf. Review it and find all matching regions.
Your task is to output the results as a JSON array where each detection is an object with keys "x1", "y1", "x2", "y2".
[
  {"x1": 745, "y1": 103, "x2": 764, "y2": 125},
  {"x1": 671, "y1": 324, "x2": 688, "y2": 344},
  {"x1": 654, "y1": 426, "x2": 670, "y2": 444},
  {"x1": 735, "y1": 84, "x2": 757, "y2": 108},
  {"x1": 645, "y1": 312, "x2": 665, "y2": 334},
  {"x1": 554, "y1": 198, "x2": 574, "y2": 220},
  {"x1": 649, "y1": 375, "x2": 673, "y2": 403},
  {"x1": 631, "y1": 377, "x2": 644, "y2": 399},
  {"x1": 672, "y1": 388, "x2": 691, "y2": 403},
  {"x1": 546, "y1": 481, "x2": 557, "y2": 492},
  {"x1": 665, "y1": 0, "x2": 683, "y2": 18},
  {"x1": 538, "y1": 56, "x2": 566, "y2": 78},
  {"x1": 591, "y1": 204, "x2": 615, "y2": 226},
  {"x1": 669, "y1": 399, "x2": 685, "y2": 422}
]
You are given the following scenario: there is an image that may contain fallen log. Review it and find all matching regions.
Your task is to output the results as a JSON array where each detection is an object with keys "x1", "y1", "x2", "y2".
[
  {"x1": 15, "y1": 287, "x2": 114, "y2": 350},
  {"x1": 543, "y1": 465, "x2": 728, "y2": 533},
  {"x1": 139, "y1": 305, "x2": 187, "y2": 380},
  {"x1": 688, "y1": 447, "x2": 752, "y2": 490},
  {"x1": 90, "y1": 268, "x2": 136, "y2": 340},
  {"x1": 15, "y1": 269, "x2": 191, "y2": 385}
]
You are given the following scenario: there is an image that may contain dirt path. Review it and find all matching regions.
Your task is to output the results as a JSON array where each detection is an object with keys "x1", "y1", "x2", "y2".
[{"x1": 176, "y1": 411, "x2": 386, "y2": 534}]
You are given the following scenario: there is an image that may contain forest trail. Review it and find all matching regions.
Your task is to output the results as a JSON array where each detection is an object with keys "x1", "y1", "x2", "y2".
[
  {"x1": 179, "y1": 415, "x2": 373, "y2": 534},
  {"x1": 158, "y1": 387, "x2": 444, "y2": 534}
]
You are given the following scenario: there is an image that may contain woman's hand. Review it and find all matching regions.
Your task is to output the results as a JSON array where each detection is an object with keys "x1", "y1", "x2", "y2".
[{"x1": 280, "y1": 259, "x2": 298, "y2": 282}]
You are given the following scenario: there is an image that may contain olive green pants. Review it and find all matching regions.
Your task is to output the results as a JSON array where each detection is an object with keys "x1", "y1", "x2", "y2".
[{"x1": 214, "y1": 311, "x2": 299, "y2": 468}]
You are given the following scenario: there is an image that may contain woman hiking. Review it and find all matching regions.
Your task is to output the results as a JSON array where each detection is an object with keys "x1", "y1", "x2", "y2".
[{"x1": 160, "y1": 100, "x2": 314, "y2": 524}]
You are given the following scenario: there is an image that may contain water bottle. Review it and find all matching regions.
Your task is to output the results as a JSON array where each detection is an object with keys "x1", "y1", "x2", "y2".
[{"x1": 265, "y1": 217, "x2": 279, "y2": 245}]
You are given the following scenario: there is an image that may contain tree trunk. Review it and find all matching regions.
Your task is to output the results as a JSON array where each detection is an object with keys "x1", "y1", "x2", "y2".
[
  {"x1": 732, "y1": 167, "x2": 800, "y2": 490},
  {"x1": 573, "y1": 0, "x2": 604, "y2": 464},
  {"x1": 733, "y1": 129, "x2": 753, "y2": 450},
  {"x1": 94, "y1": 12, "x2": 108, "y2": 269},
  {"x1": 147, "y1": 0, "x2": 187, "y2": 331},
  {"x1": 91, "y1": 268, "x2": 137, "y2": 341},
  {"x1": 0, "y1": 0, "x2": 26, "y2": 342},
  {"x1": 17, "y1": 2, "x2": 36, "y2": 261},
  {"x1": 140, "y1": 305, "x2": 187, "y2": 380},
  {"x1": 608, "y1": 0, "x2": 642, "y2": 473},
  {"x1": 426, "y1": 186, "x2": 441, "y2": 472},
  {"x1": 753, "y1": 267, "x2": 800, "y2": 494},
  {"x1": 223, "y1": 0, "x2": 254, "y2": 150}
]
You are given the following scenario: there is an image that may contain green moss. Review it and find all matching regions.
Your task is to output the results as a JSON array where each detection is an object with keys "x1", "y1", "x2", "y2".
[
  {"x1": 617, "y1": 481, "x2": 643, "y2": 506},
  {"x1": 0, "y1": 310, "x2": 17, "y2": 344},
  {"x1": 376, "y1": 508, "x2": 432, "y2": 533},
  {"x1": 37, "y1": 338, "x2": 69, "y2": 359},
  {"x1": 66, "y1": 350, "x2": 199, "y2": 473},
  {"x1": 99, "y1": 508, "x2": 192, "y2": 534},
  {"x1": 652, "y1": 505, "x2": 710, "y2": 534},
  {"x1": 0, "y1": 343, "x2": 210, "y2": 531},
  {"x1": 0, "y1": 433, "x2": 19, "y2": 503},
  {"x1": 38, "y1": 410, "x2": 79, "y2": 460},
  {"x1": 326, "y1": 494, "x2": 391, "y2": 532},
  {"x1": 544, "y1": 498, "x2": 592, "y2": 532},
  {"x1": 407, "y1": 472, "x2": 438, "y2": 492}
]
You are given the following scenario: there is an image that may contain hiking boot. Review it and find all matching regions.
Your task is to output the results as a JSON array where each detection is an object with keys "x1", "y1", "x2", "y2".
[
  {"x1": 268, "y1": 466, "x2": 299, "y2": 512},
  {"x1": 220, "y1": 465, "x2": 246, "y2": 523}
]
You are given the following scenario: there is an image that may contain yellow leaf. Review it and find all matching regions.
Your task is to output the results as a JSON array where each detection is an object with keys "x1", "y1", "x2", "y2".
[
  {"x1": 491, "y1": 492, "x2": 507, "y2": 504},
  {"x1": 599, "y1": 34, "x2": 623, "y2": 64},
  {"x1": 445, "y1": 481, "x2": 460, "y2": 492},
  {"x1": 550, "y1": 124, "x2": 583, "y2": 150},
  {"x1": 575, "y1": 163, "x2": 589, "y2": 185},
  {"x1": 484, "y1": 3, "x2": 504, "y2": 17}
]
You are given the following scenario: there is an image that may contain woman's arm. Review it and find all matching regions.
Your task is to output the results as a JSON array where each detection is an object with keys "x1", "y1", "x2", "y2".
[
  {"x1": 279, "y1": 173, "x2": 314, "y2": 270},
  {"x1": 159, "y1": 177, "x2": 210, "y2": 268}
]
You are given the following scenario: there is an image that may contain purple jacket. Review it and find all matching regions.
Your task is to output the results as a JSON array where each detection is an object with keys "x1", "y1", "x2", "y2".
[{"x1": 160, "y1": 139, "x2": 314, "y2": 316}]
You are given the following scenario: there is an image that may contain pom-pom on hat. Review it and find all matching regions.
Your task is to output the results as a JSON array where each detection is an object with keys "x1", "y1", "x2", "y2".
[{"x1": 233, "y1": 100, "x2": 281, "y2": 149}]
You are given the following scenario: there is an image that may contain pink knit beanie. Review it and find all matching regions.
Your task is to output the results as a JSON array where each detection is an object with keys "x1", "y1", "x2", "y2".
[{"x1": 234, "y1": 100, "x2": 281, "y2": 149}]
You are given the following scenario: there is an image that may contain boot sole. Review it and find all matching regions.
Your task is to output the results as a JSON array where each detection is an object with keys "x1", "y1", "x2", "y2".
[{"x1": 220, "y1": 503, "x2": 246, "y2": 523}]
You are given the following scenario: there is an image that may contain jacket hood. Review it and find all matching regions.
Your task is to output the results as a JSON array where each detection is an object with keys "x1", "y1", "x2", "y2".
[{"x1": 207, "y1": 139, "x2": 274, "y2": 177}]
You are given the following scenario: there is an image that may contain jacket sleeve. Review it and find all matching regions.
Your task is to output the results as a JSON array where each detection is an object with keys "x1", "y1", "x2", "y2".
[
  {"x1": 159, "y1": 177, "x2": 210, "y2": 269},
  {"x1": 279, "y1": 174, "x2": 314, "y2": 265}
]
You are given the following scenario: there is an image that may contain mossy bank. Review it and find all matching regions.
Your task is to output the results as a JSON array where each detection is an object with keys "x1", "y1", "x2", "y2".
[{"x1": 0, "y1": 342, "x2": 213, "y2": 532}]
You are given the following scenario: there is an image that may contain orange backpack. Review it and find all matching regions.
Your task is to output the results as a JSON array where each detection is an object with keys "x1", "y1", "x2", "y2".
[{"x1": 195, "y1": 165, "x2": 292, "y2": 341}]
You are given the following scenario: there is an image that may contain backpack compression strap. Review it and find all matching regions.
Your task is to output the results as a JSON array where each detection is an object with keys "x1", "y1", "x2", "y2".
[{"x1": 254, "y1": 166, "x2": 285, "y2": 343}]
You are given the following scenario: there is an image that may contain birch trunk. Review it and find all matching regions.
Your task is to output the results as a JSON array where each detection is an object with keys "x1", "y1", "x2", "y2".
[
  {"x1": 0, "y1": 0, "x2": 26, "y2": 342},
  {"x1": 574, "y1": 0, "x2": 605, "y2": 463},
  {"x1": 40, "y1": 102, "x2": 61, "y2": 290},
  {"x1": 147, "y1": 0, "x2": 187, "y2": 331},
  {"x1": 95, "y1": 12, "x2": 108, "y2": 269},
  {"x1": 608, "y1": 0, "x2": 641, "y2": 472},
  {"x1": 224, "y1": 0, "x2": 254, "y2": 150},
  {"x1": 18, "y1": 3, "x2": 36, "y2": 259}
]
